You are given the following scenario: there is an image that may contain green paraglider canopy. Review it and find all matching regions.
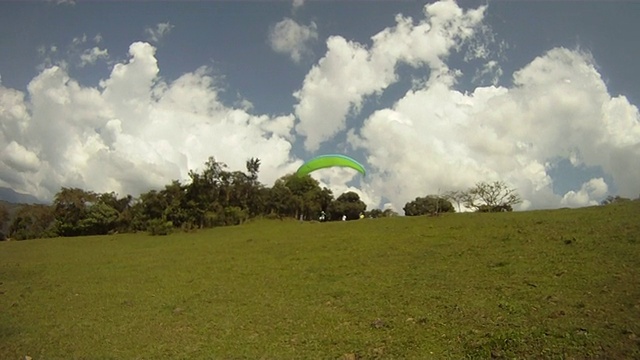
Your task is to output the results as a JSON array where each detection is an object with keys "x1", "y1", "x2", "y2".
[{"x1": 296, "y1": 154, "x2": 366, "y2": 178}]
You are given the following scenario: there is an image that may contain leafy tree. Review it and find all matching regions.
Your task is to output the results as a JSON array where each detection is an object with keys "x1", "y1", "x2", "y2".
[
  {"x1": 183, "y1": 156, "x2": 232, "y2": 228},
  {"x1": 0, "y1": 203, "x2": 9, "y2": 227},
  {"x1": 364, "y1": 209, "x2": 398, "y2": 219},
  {"x1": 382, "y1": 208, "x2": 399, "y2": 217},
  {"x1": 147, "y1": 218, "x2": 173, "y2": 236},
  {"x1": 139, "y1": 190, "x2": 167, "y2": 222},
  {"x1": 277, "y1": 174, "x2": 332, "y2": 220},
  {"x1": 266, "y1": 180, "x2": 299, "y2": 218},
  {"x1": 80, "y1": 202, "x2": 119, "y2": 235},
  {"x1": 124, "y1": 199, "x2": 146, "y2": 232},
  {"x1": 366, "y1": 209, "x2": 383, "y2": 218},
  {"x1": 462, "y1": 181, "x2": 522, "y2": 212},
  {"x1": 9, "y1": 204, "x2": 56, "y2": 240},
  {"x1": 0, "y1": 204, "x2": 9, "y2": 240},
  {"x1": 246, "y1": 158, "x2": 261, "y2": 183},
  {"x1": 161, "y1": 181, "x2": 188, "y2": 228},
  {"x1": 403, "y1": 195, "x2": 454, "y2": 216},
  {"x1": 53, "y1": 187, "x2": 97, "y2": 236},
  {"x1": 365, "y1": 208, "x2": 398, "y2": 218},
  {"x1": 328, "y1": 191, "x2": 366, "y2": 220}
]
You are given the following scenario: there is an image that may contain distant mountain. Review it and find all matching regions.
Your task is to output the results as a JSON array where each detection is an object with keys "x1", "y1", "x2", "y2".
[{"x1": 0, "y1": 187, "x2": 48, "y2": 205}]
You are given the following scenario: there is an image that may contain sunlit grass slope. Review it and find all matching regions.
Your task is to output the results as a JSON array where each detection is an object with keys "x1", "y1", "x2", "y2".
[{"x1": 1, "y1": 202, "x2": 639, "y2": 359}]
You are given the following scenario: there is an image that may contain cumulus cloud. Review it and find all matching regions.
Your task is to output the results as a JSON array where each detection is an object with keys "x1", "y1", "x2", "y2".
[
  {"x1": 292, "y1": 0, "x2": 304, "y2": 10},
  {"x1": 268, "y1": 18, "x2": 318, "y2": 64},
  {"x1": 0, "y1": 42, "x2": 299, "y2": 200},
  {"x1": 294, "y1": 0, "x2": 486, "y2": 152},
  {"x1": 350, "y1": 47, "x2": 640, "y2": 211},
  {"x1": 561, "y1": 178, "x2": 608, "y2": 207},
  {"x1": 145, "y1": 22, "x2": 174, "y2": 43},
  {"x1": 2, "y1": 141, "x2": 41, "y2": 173}
]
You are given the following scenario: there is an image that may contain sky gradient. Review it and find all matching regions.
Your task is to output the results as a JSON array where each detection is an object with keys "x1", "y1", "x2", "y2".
[{"x1": 1, "y1": 0, "x2": 639, "y2": 212}]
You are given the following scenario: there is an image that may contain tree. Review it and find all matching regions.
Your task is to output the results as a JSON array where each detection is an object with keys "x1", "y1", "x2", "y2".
[
  {"x1": 80, "y1": 202, "x2": 119, "y2": 235},
  {"x1": 161, "y1": 181, "x2": 188, "y2": 228},
  {"x1": 53, "y1": 187, "x2": 97, "y2": 236},
  {"x1": 266, "y1": 180, "x2": 298, "y2": 218},
  {"x1": 278, "y1": 174, "x2": 332, "y2": 220},
  {"x1": 382, "y1": 208, "x2": 399, "y2": 217},
  {"x1": 246, "y1": 158, "x2": 261, "y2": 183},
  {"x1": 462, "y1": 181, "x2": 522, "y2": 212},
  {"x1": 0, "y1": 203, "x2": 9, "y2": 240},
  {"x1": 328, "y1": 191, "x2": 366, "y2": 220},
  {"x1": 367, "y1": 209, "x2": 383, "y2": 218},
  {"x1": 9, "y1": 204, "x2": 56, "y2": 240},
  {"x1": 403, "y1": 195, "x2": 454, "y2": 216},
  {"x1": 366, "y1": 208, "x2": 398, "y2": 218}
]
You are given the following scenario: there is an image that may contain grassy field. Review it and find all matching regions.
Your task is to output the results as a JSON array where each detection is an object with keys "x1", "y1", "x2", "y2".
[{"x1": 1, "y1": 202, "x2": 639, "y2": 359}]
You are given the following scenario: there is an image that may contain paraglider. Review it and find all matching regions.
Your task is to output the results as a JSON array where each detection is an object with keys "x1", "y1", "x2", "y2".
[{"x1": 295, "y1": 154, "x2": 366, "y2": 178}]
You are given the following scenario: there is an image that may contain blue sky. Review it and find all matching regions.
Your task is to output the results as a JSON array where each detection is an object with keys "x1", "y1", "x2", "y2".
[{"x1": 1, "y1": 0, "x2": 639, "y2": 211}]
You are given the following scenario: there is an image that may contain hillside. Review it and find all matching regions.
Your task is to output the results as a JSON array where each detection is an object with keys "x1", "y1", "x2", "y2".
[
  {"x1": 0, "y1": 202, "x2": 639, "y2": 359},
  {"x1": 0, "y1": 187, "x2": 45, "y2": 205}
]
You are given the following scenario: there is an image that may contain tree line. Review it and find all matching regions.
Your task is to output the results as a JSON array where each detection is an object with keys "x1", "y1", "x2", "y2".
[
  {"x1": 2, "y1": 157, "x2": 373, "y2": 240},
  {"x1": 0, "y1": 156, "x2": 530, "y2": 241}
]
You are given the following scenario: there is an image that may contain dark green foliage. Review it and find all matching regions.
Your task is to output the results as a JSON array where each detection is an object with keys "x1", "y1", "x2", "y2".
[
  {"x1": 52, "y1": 188, "x2": 133, "y2": 236},
  {"x1": 222, "y1": 206, "x2": 248, "y2": 226},
  {"x1": 9, "y1": 204, "x2": 56, "y2": 240},
  {"x1": 53, "y1": 187, "x2": 97, "y2": 236},
  {"x1": 266, "y1": 180, "x2": 298, "y2": 218},
  {"x1": 266, "y1": 174, "x2": 333, "y2": 220},
  {"x1": 403, "y1": 195, "x2": 454, "y2": 216},
  {"x1": 147, "y1": 218, "x2": 173, "y2": 236},
  {"x1": 79, "y1": 202, "x2": 119, "y2": 235},
  {"x1": 328, "y1": 191, "x2": 366, "y2": 220},
  {"x1": 0, "y1": 203, "x2": 9, "y2": 228},
  {"x1": 0, "y1": 203, "x2": 9, "y2": 239}
]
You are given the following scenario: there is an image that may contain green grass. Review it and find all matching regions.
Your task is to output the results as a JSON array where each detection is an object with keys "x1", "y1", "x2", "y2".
[{"x1": 1, "y1": 202, "x2": 640, "y2": 359}]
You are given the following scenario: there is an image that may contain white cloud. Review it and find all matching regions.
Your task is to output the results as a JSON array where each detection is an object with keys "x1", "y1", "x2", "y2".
[
  {"x1": 472, "y1": 60, "x2": 503, "y2": 86},
  {"x1": 0, "y1": 42, "x2": 298, "y2": 201},
  {"x1": 268, "y1": 18, "x2": 318, "y2": 64},
  {"x1": 50, "y1": 0, "x2": 75, "y2": 6},
  {"x1": 350, "y1": 47, "x2": 640, "y2": 212},
  {"x1": 80, "y1": 47, "x2": 109, "y2": 67},
  {"x1": 37, "y1": 33, "x2": 107, "y2": 70},
  {"x1": 72, "y1": 34, "x2": 87, "y2": 46},
  {"x1": 145, "y1": 22, "x2": 174, "y2": 43},
  {"x1": 2, "y1": 141, "x2": 40, "y2": 173},
  {"x1": 292, "y1": 0, "x2": 304, "y2": 10},
  {"x1": 268, "y1": 17, "x2": 318, "y2": 63},
  {"x1": 293, "y1": 0, "x2": 486, "y2": 152},
  {"x1": 561, "y1": 178, "x2": 608, "y2": 207}
]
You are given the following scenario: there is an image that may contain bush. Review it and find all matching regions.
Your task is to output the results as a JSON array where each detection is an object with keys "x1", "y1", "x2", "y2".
[{"x1": 147, "y1": 219, "x2": 173, "y2": 236}]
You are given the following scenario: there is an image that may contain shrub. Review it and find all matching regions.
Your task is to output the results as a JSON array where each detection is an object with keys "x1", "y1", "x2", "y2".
[{"x1": 147, "y1": 219, "x2": 173, "y2": 236}]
